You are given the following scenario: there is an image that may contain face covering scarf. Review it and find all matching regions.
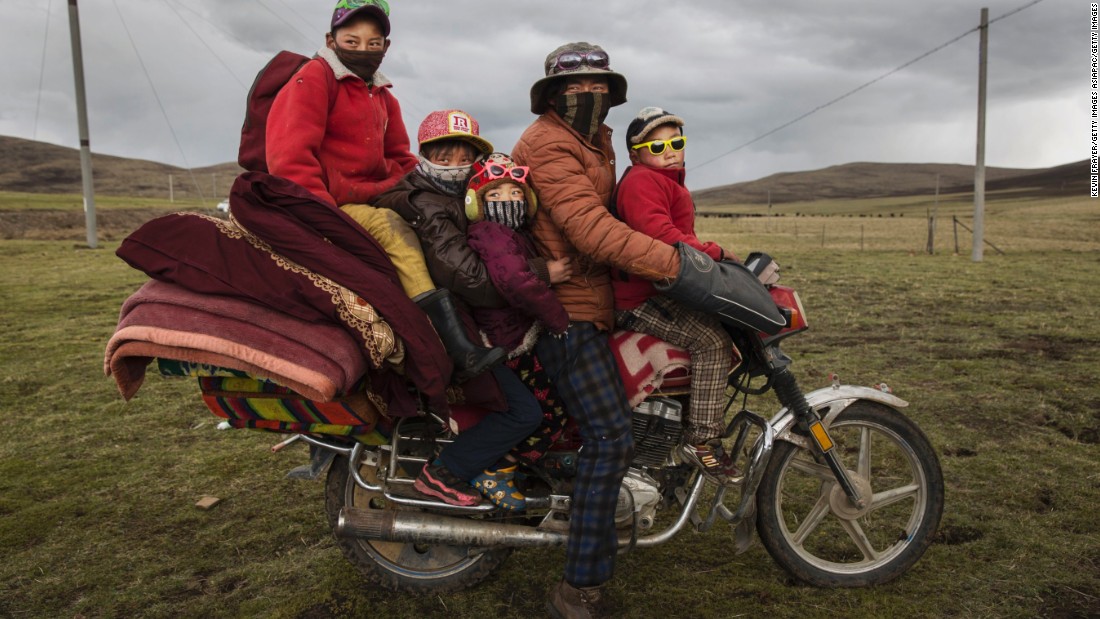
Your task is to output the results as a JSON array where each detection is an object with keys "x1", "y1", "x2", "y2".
[
  {"x1": 417, "y1": 158, "x2": 471, "y2": 196},
  {"x1": 554, "y1": 92, "x2": 609, "y2": 139},
  {"x1": 334, "y1": 47, "x2": 385, "y2": 81},
  {"x1": 483, "y1": 200, "x2": 528, "y2": 230}
]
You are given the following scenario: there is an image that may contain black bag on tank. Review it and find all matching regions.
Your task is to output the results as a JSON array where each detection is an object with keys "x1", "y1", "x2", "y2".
[{"x1": 655, "y1": 243, "x2": 787, "y2": 335}]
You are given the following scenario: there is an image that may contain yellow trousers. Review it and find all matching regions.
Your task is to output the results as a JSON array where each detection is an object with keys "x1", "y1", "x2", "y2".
[{"x1": 340, "y1": 204, "x2": 434, "y2": 298}]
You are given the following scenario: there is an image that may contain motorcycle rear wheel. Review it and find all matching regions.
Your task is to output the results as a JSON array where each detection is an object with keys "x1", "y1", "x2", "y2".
[
  {"x1": 756, "y1": 401, "x2": 944, "y2": 587},
  {"x1": 324, "y1": 453, "x2": 512, "y2": 593}
]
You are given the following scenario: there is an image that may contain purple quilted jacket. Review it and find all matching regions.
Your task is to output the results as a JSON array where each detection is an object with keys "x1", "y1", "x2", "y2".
[{"x1": 465, "y1": 221, "x2": 569, "y2": 355}]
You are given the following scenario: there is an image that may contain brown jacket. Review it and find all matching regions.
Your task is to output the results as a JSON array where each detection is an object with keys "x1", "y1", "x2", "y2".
[
  {"x1": 512, "y1": 112, "x2": 680, "y2": 330},
  {"x1": 373, "y1": 171, "x2": 505, "y2": 309}
]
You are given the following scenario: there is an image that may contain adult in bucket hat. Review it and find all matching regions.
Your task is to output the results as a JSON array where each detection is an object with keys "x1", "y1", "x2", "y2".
[
  {"x1": 529, "y1": 42, "x2": 628, "y2": 114},
  {"x1": 511, "y1": 43, "x2": 682, "y2": 618}
]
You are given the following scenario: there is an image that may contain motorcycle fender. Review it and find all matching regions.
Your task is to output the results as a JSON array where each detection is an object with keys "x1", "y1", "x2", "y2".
[{"x1": 769, "y1": 385, "x2": 910, "y2": 449}]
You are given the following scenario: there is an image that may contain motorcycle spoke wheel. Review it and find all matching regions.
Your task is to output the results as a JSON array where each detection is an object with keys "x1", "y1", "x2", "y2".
[
  {"x1": 756, "y1": 401, "x2": 944, "y2": 587},
  {"x1": 324, "y1": 454, "x2": 511, "y2": 593}
]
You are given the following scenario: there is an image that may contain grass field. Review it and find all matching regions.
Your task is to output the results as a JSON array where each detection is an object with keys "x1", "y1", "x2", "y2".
[
  {"x1": 0, "y1": 190, "x2": 208, "y2": 211},
  {"x1": 1, "y1": 194, "x2": 1099, "y2": 618}
]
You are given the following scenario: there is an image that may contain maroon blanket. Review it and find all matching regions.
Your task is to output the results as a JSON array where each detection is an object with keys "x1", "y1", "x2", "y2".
[
  {"x1": 115, "y1": 176, "x2": 451, "y2": 415},
  {"x1": 105, "y1": 280, "x2": 378, "y2": 403}
]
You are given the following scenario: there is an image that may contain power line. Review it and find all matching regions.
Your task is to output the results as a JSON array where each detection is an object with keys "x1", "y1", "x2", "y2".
[
  {"x1": 267, "y1": 0, "x2": 321, "y2": 37},
  {"x1": 159, "y1": 0, "x2": 247, "y2": 88},
  {"x1": 110, "y1": 0, "x2": 206, "y2": 204},
  {"x1": 689, "y1": 0, "x2": 1050, "y2": 174},
  {"x1": 256, "y1": 0, "x2": 317, "y2": 49},
  {"x1": 33, "y1": 0, "x2": 53, "y2": 140}
]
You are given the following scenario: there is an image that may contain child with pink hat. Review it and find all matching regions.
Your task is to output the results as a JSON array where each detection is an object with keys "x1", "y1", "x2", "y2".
[{"x1": 375, "y1": 113, "x2": 572, "y2": 509}]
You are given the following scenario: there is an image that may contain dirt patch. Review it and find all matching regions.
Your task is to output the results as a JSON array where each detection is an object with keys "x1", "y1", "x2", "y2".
[
  {"x1": 0, "y1": 208, "x2": 210, "y2": 242},
  {"x1": 1036, "y1": 583, "x2": 1100, "y2": 618},
  {"x1": 1002, "y1": 335, "x2": 1092, "y2": 362},
  {"x1": 932, "y1": 524, "x2": 984, "y2": 545}
]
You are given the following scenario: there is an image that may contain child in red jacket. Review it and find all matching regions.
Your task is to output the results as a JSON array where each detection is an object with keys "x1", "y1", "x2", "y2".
[
  {"x1": 266, "y1": 0, "x2": 413, "y2": 208},
  {"x1": 265, "y1": 1, "x2": 501, "y2": 381},
  {"x1": 612, "y1": 107, "x2": 741, "y2": 482}
]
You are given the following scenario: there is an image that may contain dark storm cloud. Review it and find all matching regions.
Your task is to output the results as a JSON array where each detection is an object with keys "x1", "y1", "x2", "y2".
[{"x1": 0, "y1": 0, "x2": 1080, "y2": 190}]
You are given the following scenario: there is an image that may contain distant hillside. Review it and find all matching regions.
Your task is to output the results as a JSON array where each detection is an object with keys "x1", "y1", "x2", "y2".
[
  {"x1": 0, "y1": 134, "x2": 1086, "y2": 207},
  {"x1": 693, "y1": 160, "x2": 1089, "y2": 207},
  {"x1": 0, "y1": 135, "x2": 242, "y2": 200}
]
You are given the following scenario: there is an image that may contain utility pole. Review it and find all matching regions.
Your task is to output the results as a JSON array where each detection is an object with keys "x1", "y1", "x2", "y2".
[
  {"x1": 927, "y1": 174, "x2": 940, "y2": 255},
  {"x1": 972, "y1": 7, "x2": 989, "y2": 262},
  {"x1": 169, "y1": 173, "x2": 174, "y2": 202},
  {"x1": 67, "y1": 0, "x2": 97, "y2": 248}
]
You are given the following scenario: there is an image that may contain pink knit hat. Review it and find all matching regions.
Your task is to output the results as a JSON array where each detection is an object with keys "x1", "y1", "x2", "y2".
[{"x1": 417, "y1": 110, "x2": 493, "y2": 155}]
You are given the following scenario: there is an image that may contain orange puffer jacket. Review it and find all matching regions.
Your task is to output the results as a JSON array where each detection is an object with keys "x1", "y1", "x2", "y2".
[{"x1": 511, "y1": 112, "x2": 680, "y2": 331}]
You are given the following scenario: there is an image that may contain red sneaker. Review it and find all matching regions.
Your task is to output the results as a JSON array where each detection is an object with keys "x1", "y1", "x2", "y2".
[{"x1": 413, "y1": 461, "x2": 481, "y2": 506}]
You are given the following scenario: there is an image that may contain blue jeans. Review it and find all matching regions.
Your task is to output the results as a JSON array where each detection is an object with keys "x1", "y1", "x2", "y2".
[{"x1": 439, "y1": 364, "x2": 543, "y2": 480}]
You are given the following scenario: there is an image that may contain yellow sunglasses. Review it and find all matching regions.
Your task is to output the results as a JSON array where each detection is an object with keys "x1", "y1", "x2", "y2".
[{"x1": 631, "y1": 136, "x2": 687, "y2": 155}]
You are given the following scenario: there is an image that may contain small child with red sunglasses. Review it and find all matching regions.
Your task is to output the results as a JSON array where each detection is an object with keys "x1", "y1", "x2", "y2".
[
  {"x1": 375, "y1": 122, "x2": 571, "y2": 510},
  {"x1": 462, "y1": 154, "x2": 574, "y2": 479},
  {"x1": 612, "y1": 107, "x2": 742, "y2": 483}
]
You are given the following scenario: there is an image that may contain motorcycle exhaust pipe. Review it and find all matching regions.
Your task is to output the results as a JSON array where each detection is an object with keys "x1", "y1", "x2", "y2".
[{"x1": 335, "y1": 507, "x2": 568, "y2": 548}]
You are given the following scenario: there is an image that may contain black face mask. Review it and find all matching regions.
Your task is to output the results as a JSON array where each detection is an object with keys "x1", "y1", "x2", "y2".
[
  {"x1": 334, "y1": 47, "x2": 385, "y2": 81},
  {"x1": 483, "y1": 200, "x2": 528, "y2": 230},
  {"x1": 554, "y1": 92, "x2": 609, "y2": 139}
]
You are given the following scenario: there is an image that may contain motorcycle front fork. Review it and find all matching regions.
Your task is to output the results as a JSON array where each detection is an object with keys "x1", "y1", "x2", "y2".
[{"x1": 770, "y1": 366, "x2": 866, "y2": 509}]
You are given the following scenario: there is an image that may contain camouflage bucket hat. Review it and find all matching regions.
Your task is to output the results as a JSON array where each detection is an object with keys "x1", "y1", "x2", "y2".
[{"x1": 529, "y1": 42, "x2": 628, "y2": 114}]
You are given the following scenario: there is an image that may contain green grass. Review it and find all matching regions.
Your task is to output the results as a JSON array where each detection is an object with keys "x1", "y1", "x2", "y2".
[
  {"x1": 0, "y1": 190, "x2": 206, "y2": 211},
  {"x1": 1, "y1": 195, "x2": 1099, "y2": 618}
]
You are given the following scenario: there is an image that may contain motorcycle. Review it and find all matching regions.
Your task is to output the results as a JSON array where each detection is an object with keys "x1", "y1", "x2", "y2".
[{"x1": 248, "y1": 253, "x2": 945, "y2": 594}]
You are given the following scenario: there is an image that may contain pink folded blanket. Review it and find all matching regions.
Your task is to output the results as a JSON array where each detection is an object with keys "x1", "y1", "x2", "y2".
[{"x1": 105, "y1": 280, "x2": 368, "y2": 402}]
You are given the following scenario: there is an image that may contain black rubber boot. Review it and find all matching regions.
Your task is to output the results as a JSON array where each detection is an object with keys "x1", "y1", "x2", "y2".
[{"x1": 415, "y1": 289, "x2": 505, "y2": 382}]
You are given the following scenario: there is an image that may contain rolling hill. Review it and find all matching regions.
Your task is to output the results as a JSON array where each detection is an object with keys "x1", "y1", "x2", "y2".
[
  {"x1": 0, "y1": 134, "x2": 1086, "y2": 207},
  {"x1": 693, "y1": 160, "x2": 1089, "y2": 207},
  {"x1": 0, "y1": 135, "x2": 242, "y2": 201}
]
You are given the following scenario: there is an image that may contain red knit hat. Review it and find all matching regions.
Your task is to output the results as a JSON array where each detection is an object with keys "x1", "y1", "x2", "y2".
[{"x1": 417, "y1": 110, "x2": 493, "y2": 156}]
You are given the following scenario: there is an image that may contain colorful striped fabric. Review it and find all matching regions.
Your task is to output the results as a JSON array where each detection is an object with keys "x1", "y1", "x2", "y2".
[{"x1": 157, "y1": 359, "x2": 387, "y2": 442}]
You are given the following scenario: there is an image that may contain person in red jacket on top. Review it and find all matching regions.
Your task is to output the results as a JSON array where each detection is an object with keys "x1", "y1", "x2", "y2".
[
  {"x1": 266, "y1": 0, "x2": 414, "y2": 209},
  {"x1": 612, "y1": 106, "x2": 742, "y2": 483},
  {"x1": 265, "y1": 0, "x2": 502, "y2": 382}
]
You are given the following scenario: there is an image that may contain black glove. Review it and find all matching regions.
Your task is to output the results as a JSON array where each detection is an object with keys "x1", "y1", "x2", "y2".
[{"x1": 655, "y1": 243, "x2": 787, "y2": 335}]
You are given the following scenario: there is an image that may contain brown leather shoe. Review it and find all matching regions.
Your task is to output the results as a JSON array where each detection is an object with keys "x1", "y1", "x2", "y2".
[{"x1": 546, "y1": 579, "x2": 602, "y2": 619}]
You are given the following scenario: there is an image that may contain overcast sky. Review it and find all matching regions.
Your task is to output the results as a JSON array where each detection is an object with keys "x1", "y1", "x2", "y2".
[{"x1": 0, "y1": 0, "x2": 1081, "y2": 191}]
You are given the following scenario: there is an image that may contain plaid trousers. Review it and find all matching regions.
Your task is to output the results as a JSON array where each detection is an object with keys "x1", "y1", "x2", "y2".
[
  {"x1": 535, "y1": 322, "x2": 634, "y2": 588},
  {"x1": 617, "y1": 295, "x2": 735, "y2": 445}
]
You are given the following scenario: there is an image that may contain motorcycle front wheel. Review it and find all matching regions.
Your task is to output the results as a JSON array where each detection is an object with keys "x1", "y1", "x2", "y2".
[
  {"x1": 324, "y1": 453, "x2": 512, "y2": 593},
  {"x1": 756, "y1": 401, "x2": 944, "y2": 587}
]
